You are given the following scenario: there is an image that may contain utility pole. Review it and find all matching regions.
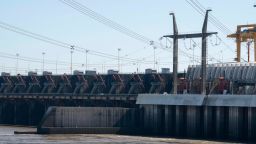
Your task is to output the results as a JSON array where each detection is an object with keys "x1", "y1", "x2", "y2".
[
  {"x1": 166, "y1": 12, "x2": 179, "y2": 95},
  {"x1": 85, "y1": 50, "x2": 89, "y2": 71},
  {"x1": 163, "y1": 10, "x2": 216, "y2": 95},
  {"x1": 55, "y1": 59, "x2": 58, "y2": 75},
  {"x1": 118, "y1": 48, "x2": 121, "y2": 72},
  {"x1": 136, "y1": 61, "x2": 139, "y2": 73},
  {"x1": 201, "y1": 9, "x2": 211, "y2": 95},
  {"x1": 42, "y1": 52, "x2": 45, "y2": 72},
  {"x1": 70, "y1": 45, "x2": 75, "y2": 74},
  {"x1": 16, "y1": 53, "x2": 19, "y2": 75},
  {"x1": 171, "y1": 12, "x2": 178, "y2": 95}
]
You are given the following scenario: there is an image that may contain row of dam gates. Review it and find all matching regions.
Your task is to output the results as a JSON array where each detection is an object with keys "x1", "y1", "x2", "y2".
[{"x1": 1, "y1": 63, "x2": 256, "y2": 97}]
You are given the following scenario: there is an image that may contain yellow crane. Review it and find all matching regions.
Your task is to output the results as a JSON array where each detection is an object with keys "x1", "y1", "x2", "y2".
[{"x1": 227, "y1": 24, "x2": 256, "y2": 62}]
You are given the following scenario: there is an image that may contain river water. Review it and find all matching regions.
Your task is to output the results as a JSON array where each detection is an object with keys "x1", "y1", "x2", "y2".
[{"x1": 0, "y1": 126, "x2": 238, "y2": 144}]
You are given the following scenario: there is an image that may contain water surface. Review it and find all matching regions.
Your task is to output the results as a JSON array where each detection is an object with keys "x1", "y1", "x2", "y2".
[{"x1": 0, "y1": 126, "x2": 238, "y2": 144}]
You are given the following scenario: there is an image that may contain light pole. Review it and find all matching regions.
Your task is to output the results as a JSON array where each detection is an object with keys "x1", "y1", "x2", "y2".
[
  {"x1": 55, "y1": 59, "x2": 58, "y2": 75},
  {"x1": 137, "y1": 58, "x2": 144, "y2": 73},
  {"x1": 16, "y1": 53, "x2": 19, "y2": 74},
  {"x1": 70, "y1": 45, "x2": 75, "y2": 74},
  {"x1": 42, "y1": 52, "x2": 45, "y2": 72},
  {"x1": 118, "y1": 48, "x2": 121, "y2": 72},
  {"x1": 153, "y1": 46, "x2": 157, "y2": 69},
  {"x1": 136, "y1": 60, "x2": 139, "y2": 73},
  {"x1": 85, "y1": 50, "x2": 89, "y2": 71}
]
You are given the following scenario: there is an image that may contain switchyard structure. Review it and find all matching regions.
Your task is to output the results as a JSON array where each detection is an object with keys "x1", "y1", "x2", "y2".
[{"x1": 1, "y1": 5, "x2": 256, "y2": 143}]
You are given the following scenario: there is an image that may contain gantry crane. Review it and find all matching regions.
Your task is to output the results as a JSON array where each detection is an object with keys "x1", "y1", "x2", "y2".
[{"x1": 227, "y1": 24, "x2": 256, "y2": 62}]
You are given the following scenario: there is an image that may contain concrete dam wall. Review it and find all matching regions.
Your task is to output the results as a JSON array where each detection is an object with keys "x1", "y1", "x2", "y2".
[
  {"x1": 37, "y1": 94, "x2": 256, "y2": 142},
  {"x1": 137, "y1": 94, "x2": 256, "y2": 141},
  {"x1": 0, "y1": 97, "x2": 137, "y2": 126},
  {"x1": 38, "y1": 107, "x2": 140, "y2": 134}
]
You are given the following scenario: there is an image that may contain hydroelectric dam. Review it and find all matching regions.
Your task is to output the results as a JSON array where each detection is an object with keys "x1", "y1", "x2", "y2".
[
  {"x1": 1, "y1": 62, "x2": 256, "y2": 141},
  {"x1": 1, "y1": 3, "x2": 256, "y2": 143}
]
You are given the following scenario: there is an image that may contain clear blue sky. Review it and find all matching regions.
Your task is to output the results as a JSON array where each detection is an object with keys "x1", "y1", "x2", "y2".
[{"x1": 0, "y1": 0, "x2": 255, "y2": 75}]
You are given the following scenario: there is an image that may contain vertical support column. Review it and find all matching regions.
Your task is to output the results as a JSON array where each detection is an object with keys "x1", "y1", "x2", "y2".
[
  {"x1": 164, "y1": 105, "x2": 169, "y2": 135},
  {"x1": 236, "y1": 28, "x2": 241, "y2": 62},
  {"x1": 203, "y1": 106, "x2": 214, "y2": 138},
  {"x1": 14, "y1": 101, "x2": 17, "y2": 125},
  {"x1": 248, "y1": 107, "x2": 256, "y2": 141},
  {"x1": 170, "y1": 13, "x2": 178, "y2": 94},
  {"x1": 0, "y1": 101, "x2": 2, "y2": 124},
  {"x1": 186, "y1": 106, "x2": 202, "y2": 138},
  {"x1": 248, "y1": 42, "x2": 250, "y2": 62},
  {"x1": 254, "y1": 35, "x2": 256, "y2": 62},
  {"x1": 201, "y1": 10, "x2": 211, "y2": 95},
  {"x1": 28, "y1": 101, "x2": 35, "y2": 125},
  {"x1": 175, "y1": 105, "x2": 187, "y2": 137}
]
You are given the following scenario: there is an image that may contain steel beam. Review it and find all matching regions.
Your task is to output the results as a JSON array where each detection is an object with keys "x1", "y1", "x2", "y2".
[{"x1": 163, "y1": 32, "x2": 217, "y2": 39}]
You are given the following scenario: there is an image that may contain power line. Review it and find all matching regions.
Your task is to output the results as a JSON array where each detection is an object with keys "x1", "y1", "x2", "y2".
[
  {"x1": 0, "y1": 51, "x2": 129, "y2": 67},
  {"x1": 59, "y1": 0, "x2": 152, "y2": 44},
  {"x1": 189, "y1": 0, "x2": 231, "y2": 34},
  {"x1": 0, "y1": 50, "x2": 178, "y2": 70},
  {"x1": 0, "y1": 21, "x2": 152, "y2": 63},
  {"x1": 59, "y1": 0, "x2": 206, "y2": 66},
  {"x1": 59, "y1": 0, "x2": 193, "y2": 67},
  {"x1": 185, "y1": 0, "x2": 229, "y2": 36},
  {"x1": 186, "y1": 0, "x2": 252, "y2": 61},
  {"x1": 0, "y1": 51, "x2": 178, "y2": 73},
  {"x1": 1, "y1": 52, "x2": 140, "y2": 65},
  {"x1": 184, "y1": 0, "x2": 238, "y2": 57},
  {"x1": 58, "y1": 0, "x2": 170, "y2": 53},
  {"x1": 0, "y1": 0, "x2": 207, "y2": 71}
]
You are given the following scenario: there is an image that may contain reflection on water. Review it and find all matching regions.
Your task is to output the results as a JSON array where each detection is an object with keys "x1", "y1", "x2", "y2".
[{"x1": 0, "y1": 126, "x2": 233, "y2": 144}]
